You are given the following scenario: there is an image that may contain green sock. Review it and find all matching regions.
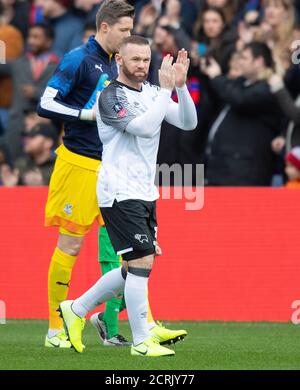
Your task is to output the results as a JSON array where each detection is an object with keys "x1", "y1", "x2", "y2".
[
  {"x1": 103, "y1": 296, "x2": 123, "y2": 338},
  {"x1": 119, "y1": 296, "x2": 126, "y2": 312},
  {"x1": 104, "y1": 295, "x2": 127, "y2": 338},
  {"x1": 99, "y1": 226, "x2": 126, "y2": 339},
  {"x1": 100, "y1": 262, "x2": 124, "y2": 338}
]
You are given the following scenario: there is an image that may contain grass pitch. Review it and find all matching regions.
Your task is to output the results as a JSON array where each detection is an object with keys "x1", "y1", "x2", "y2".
[{"x1": 0, "y1": 320, "x2": 300, "y2": 370}]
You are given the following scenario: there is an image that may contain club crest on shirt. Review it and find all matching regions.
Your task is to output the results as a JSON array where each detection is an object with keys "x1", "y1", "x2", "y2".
[
  {"x1": 113, "y1": 103, "x2": 128, "y2": 118},
  {"x1": 63, "y1": 203, "x2": 73, "y2": 215}
]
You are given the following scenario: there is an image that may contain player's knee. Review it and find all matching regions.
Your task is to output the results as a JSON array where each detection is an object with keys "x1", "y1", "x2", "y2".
[
  {"x1": 58, "y1": 234, "x2": 84, "y2": 256},
  {"x1": 58, "y1": 243, "x2": 82, "y2": 256},
  {"x1": 127, "y1": 254, "x2": 154, "y2": 277},
  {"x1": 66, "y1": 243, "x2": 82, "y2": 256},
  {"x1": 139, "y1": 254, "x2": 154, "y2": 269}
]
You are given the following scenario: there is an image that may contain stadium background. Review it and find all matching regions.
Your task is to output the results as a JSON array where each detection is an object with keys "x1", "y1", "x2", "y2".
[{"x1": 1, "y1": 187, "x2": 299, "y2": 323}]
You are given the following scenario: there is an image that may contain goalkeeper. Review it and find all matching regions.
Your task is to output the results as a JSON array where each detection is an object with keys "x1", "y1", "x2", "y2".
[{"x1": 38, "y1": 0, "x2": 186, "y2": 348}]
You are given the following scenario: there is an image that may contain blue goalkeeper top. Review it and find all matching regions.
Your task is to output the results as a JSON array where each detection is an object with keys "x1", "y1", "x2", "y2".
[{"x1": 37, "y1": 36, "x2": 118, "y2": 160}]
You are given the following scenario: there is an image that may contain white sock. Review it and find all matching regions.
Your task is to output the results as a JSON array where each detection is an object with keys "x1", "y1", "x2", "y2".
[
  {"x1": 72, "y1": 267, "x2": 125, "y2": 317},
  {"x1": 47, "y1": 329, "x2": 61, "y2": 338},
  {"x1": 125, "y1": 272, "x2": 150, "y2": 346}
]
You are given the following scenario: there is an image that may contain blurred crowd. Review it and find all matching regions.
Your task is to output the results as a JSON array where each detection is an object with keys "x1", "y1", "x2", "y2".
[{"x1": 1, "y1": 0, "x2": 300, "y2": 187}]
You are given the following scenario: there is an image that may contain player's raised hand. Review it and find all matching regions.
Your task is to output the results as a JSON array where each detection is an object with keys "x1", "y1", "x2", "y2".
[
  {"x1": 173, "y1": 49, "x2": 190, "y2": 88},
  {"x1": 158, "y1": 54, "x2": 176, "y2": 91}
]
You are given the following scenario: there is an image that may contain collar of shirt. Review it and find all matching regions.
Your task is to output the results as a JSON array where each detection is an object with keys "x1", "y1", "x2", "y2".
[{"x1": 87, "y1": 35, "x2": 114, "y2": 63}]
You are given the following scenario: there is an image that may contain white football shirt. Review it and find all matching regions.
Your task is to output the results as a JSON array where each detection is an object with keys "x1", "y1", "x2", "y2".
[{"x1": 96, "y1": 80, "x2": 197, "y2": 207}]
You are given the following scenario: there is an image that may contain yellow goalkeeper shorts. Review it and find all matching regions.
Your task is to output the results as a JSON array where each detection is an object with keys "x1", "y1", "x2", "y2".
[{"x1": 45, "y1": 144, "x2": 104, "y2": 235}]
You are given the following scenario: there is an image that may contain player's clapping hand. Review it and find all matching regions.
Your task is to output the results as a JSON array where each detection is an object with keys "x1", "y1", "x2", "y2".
[
  {"x1": 173, "y1": 49, "x2": 190, "y2": 88},
  {"x1": 159, "y1": 54, "x2": 176, "y2": 91}
]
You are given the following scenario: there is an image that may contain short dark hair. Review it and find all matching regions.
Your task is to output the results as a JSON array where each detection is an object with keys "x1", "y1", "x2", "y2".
[
  {"x1": 120, "y1": 35, "x2": 149, "y2": 50},
  {"x1": 96, "y1": 0, "x2": 135, "y2": 30},
  {"x1": 30, "y1": 23, "x2": 55, "y2": 40},
  {"x1": 244, "y1": 42, "x2": 274, "y2": 69}
]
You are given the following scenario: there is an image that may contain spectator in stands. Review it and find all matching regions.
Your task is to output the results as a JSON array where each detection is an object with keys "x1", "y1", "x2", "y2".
[
  {"x1": 30, "y1": 1, "x2": 44, "y2": 25},
  {"x1": 160, "y1": 0, "x2": 182, "y2": 30},
  {"x1": 0, "y1": 0, "x2": 31, "y2": 38},
  {"x1": 1, "y1": 122, "x2": 58, "y2": 186},
  {"x1": 134, "y1": 1, "x2": 193, "y2": 51},
  {"x1": 238, "y1": 0, "x2": 300, "y2": 75},
  {"x1": 134, "y1": 0, "x2": 198, "y2": 38},
  {"x1": 194, "y1": 7, "x2": 237, "y2": 73},
  {"x1": 0, "y1": 139, "x2": 13, "y2": 185},
  {"x1": 268, "y1": 72, "x2": 300, "y2": 154},
  {"x1": 184, "y1": 39, "x2": 223, "y2": 162},
  {"x1": 180, "y1": 0, "x2": 198, "y2": 37},
  {"x1": 134, "y1": 2, "x2": 159, "y2": 39},
  {"x1": 242, "y1": 0, "x2": 261, "y2": 25},
  {"x1": 201, "y1": 41, "x2": 283, "y2": 186},
  {"x1": 82, "y1": 21, "x2": 97, "y2": 44},
  {"x1": 198, "y1": 0, "x2": 243, "y2": 26},
  {"x1": 285, "y1": 147, "x2": 300, "y2": 188},
  {"x1": 131, "y1": 0, "x2": 154, "y2": 19},
  {"x1": 0, "y1": 21, "x2": 23, "y2": 133},
  {"x1": 295, "y1": 0, "x2": 300, "y2": 24},
  {"x1": 157, "y1": 4, "x2": 191, "y2": 49},
  {"x1": 227, "y1": 50, "x2": 243, "y2": 79},
  {"x1": 0, "y1": 23, "x2": 59, "y2": 159},
  {"x1": 35, "y1": 0, "x2": 84, "y2": 57},
  {"x1": 23, "y1": 107, "x2": 63, "y2": 144},
  {"x1": 150, "y1": 23, "x2": 202, "y2": 179},
  {"x1": 151, "y1": 23, "x2": 191, "y2": 83},
  {"x1": 23, "y1": 108, "x2": 53, "y2": 135},
  {"x1": 263, "y1": 0, "x2": 300, "y2": 72},
  {"x1": 73, "y1": 0, "x2": 103, "y2": 26}
]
